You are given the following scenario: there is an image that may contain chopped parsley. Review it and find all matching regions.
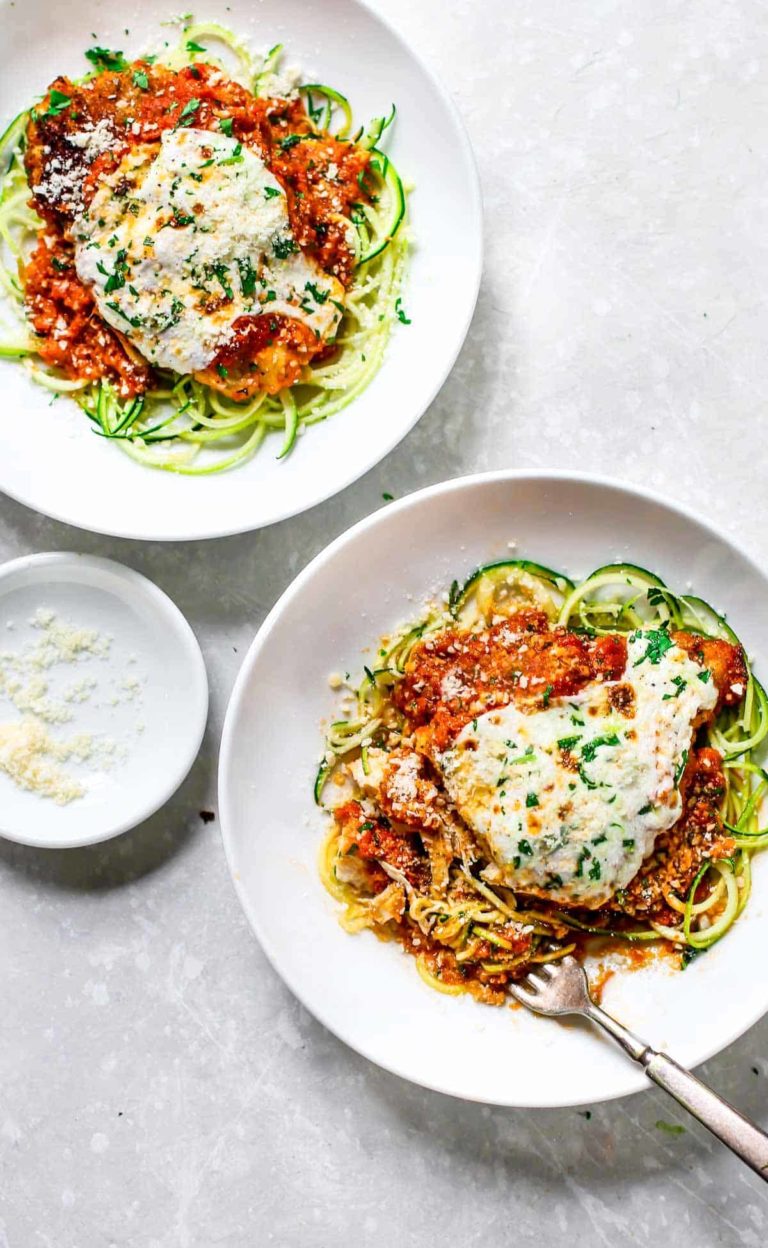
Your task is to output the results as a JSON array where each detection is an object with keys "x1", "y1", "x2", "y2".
[
  {"x1": 542, "y1": 683, "x2": 554, "y2": 707},
  {"x1": 186, "y1": 39, "x2": 207, "y2": 52},
  {"x1": 219, "y1": 117, "x2": 234, "y2": 137},
  {"x1": 219, "y1": 142, "x2": 243, "y2": 166},
  {"x1": 638, "y1": 802, "x2": 653, "y2": 815},
  {"x1": 698, "y1": 669, "x2": 712, "y2": 683},
  {"x1": 177, "y1": 97, "x2": 201, "y2": 126},
  {"x1": 157, "y1": 297, "x2": 184, "y2": 332},
  {"x1": 305, "y1": 281, "x2": 329, "y2": 304},
  {"x1": 132, "y1": 69, "x2": 149, "y2": 90},
  {"x1": 236, "y1": 257, "x2": 257, "y2": 299},
  {"x1": 557, "y1": 734, "x2": 582, "y2": 751},
  {"x1": 662, "y1": 675, "x2": 687, "y2": 700},
  {"x1": 633, "y1": 628, "x2": 674, "y2": 667},
  {"x1": 674, "y1": 749, "x2": 689, "y2": 788},
  {"x1": 518, "y1": 839, "x2": 533, "y2": 856},
  {"x1": 43, "y1": 89, "x2": 72, "y2": 119},
  {"x1": 525, "y1": 792, "x2": 539, "y2": 808},
  {"x1": 622, "y1": 838, "x2": 635, "y2": 850},
  {"x1": 655, "y1": 1120, "x2": 686, "y2": 1136},
  {"x1": 273, "y1": 236, "x2": 298, "y2": 259},
  {"x1": 97, "y1": 249, "x2": 129, "y2": 293},
  {"x1": 85, "y1": 46, "x2": 127, "y2": 73},
  {"x1": 578, "y1": 765, "x2": 597, "y2": 791},
  {"x1": 216, "y1": 363, "x2": 229, "y2": 379},
  {"x1": 278, "y1": 133, "x2": 305, "y2": 151},
  {"x1": 106, "y1": 301, "x2": 142, "y2": 328},
  {"x1": 395, "y1": 296, "x2": 411, "y2": 325},
  {"x1": 588, "y1": 859, "x2": 602, "y2": 881},
  {"x1": 264, "y1": 186, "x2": 282, "y2": 199},
  {"x1": 581, "y1": 733, "x2": 620, "y2": 763},
  {"x1": 575, "y1": 847, "x2": 591, "y2": 878}
]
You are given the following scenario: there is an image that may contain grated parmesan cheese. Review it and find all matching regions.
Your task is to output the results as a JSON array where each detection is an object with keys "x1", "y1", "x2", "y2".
[
  {"x1": 0, "y1": 610, "x2": 143, "y2": 804},
  {"x1": 0, "y1": 719, "x2": 87, "y2": 805}
]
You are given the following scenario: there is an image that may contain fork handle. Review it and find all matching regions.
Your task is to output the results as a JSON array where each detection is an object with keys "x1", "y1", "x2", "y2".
[
  {"x1": 643, "y1": 1052, "x2": 768, "y2": 1180},
  {"x1": 585, "y1": 1002, "x2": 768, "y2": 1180}
]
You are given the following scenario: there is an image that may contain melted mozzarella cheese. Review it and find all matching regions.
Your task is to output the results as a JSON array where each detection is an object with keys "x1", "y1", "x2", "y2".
[
  {"x1": 73, "y1": 128, "x2": 343, "y2": 374},
  {"x1": 436, "y1": 634, "x2": 718, "y2": 907}
]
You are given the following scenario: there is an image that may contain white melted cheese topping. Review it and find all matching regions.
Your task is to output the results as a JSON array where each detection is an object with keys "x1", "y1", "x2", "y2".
[
  {"x1": 437, "y1": 634, "x2": 718, "y2": 907},
  {"x1": 73, "y1": 128, "x2": 343, "y2": 374}
]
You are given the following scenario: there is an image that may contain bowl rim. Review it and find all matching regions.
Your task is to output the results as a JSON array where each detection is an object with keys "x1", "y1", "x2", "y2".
[
  {"x1": 0, "y1": 0, "x2": 483, "y2": 542},
  {"x1": 218, "y1": 469, "x2": 768, "y2": 1105}
]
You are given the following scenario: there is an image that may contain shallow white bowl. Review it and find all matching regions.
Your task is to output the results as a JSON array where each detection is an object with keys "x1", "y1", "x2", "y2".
[
  {"x1": 219, "y1": 471, "x2": 768, "y2": 1107},
  {"x1": 0, "y1": 0, "x2": 481, "y2": 540},
  {"x1": 0, "y1": 552, "x2": 208, "y2": 848}
]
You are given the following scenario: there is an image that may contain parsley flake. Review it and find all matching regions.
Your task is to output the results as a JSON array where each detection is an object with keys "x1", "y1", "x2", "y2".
[
  {"x1": 85, "y1": 46, "x2": 127, "y2": 73},
  {"x1": 43, "y1": 89, "x2": 72, "y2": 119},
  {"x1": 177, "y1": 97, "x2": 201, "y2": 126},
  {"x1": 633, "y1": 629, "x2": 674, "y2": 667}
]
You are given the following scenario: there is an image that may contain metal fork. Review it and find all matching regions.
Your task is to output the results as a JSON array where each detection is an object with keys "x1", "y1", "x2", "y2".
[{"x1": 509, "y1": 954, "x2": 768, "y2": 1179}]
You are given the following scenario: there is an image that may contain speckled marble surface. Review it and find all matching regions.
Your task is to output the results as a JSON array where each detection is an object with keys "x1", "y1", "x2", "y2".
[{"x1": 2, "y1": 1, "x2": 768, "y2": 1243}]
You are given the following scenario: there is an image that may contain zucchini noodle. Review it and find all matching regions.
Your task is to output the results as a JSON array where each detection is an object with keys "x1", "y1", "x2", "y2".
[
  {"x1": 316, "y1": 559, "x2": 768, "y2": 1000},
  {"x1": 0, "y1": 19, "x2": 409, "y2": 474}
]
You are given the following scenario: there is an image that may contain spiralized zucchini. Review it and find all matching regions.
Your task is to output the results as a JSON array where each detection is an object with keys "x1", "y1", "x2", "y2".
[
  {"x1": 317, "y1": 559, "x2": 768, "y2": 986},
  {"x1": 0, "y1": 19, "x2": 409, "y2": 474}
]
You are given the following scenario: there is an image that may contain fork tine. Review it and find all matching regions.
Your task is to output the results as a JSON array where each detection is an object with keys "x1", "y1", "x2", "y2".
[{"x1": 509, "y1": 982, "x2": 540, "y2": 1005}]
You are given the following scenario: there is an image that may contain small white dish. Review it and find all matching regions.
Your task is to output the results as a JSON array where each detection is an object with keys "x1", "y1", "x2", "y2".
[
  {"x1": 0, "y1": 552, "x2": 208, "y2": 848},
  {"x1": 219, "y1": 471, "x2": 768, "y2": 1107},
  {"x1": 0, "y1": 0, "x2": 482, "y2": 540}
]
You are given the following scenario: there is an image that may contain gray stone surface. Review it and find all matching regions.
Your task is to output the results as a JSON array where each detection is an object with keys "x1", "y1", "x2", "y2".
[{"x1": 2, "y1": 0, "x2": 768, "y2": 1243}]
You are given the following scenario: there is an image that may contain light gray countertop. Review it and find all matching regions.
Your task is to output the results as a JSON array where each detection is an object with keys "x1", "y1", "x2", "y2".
[{"x1": 2, "y1": 1, "x2": 768, "y2": 1243}]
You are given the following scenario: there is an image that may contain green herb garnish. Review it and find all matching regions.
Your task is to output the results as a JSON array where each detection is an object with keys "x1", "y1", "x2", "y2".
[
  {"x1": 177, "y1": 97, "x2": 201, "y2": 126},
  {"x1": 85, "y1": 46, "x2": 127, "y2": 73},
  {"x1": 43, "y1": 89, "x2": 72, "y2": 119},
  {"x1": 395, "y1": 296, "x2": 411, "y2": 325}
]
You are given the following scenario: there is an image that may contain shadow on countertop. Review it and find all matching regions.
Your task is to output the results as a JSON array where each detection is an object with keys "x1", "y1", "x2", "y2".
[{"x1": 347, "y1": 1006, "x2": 768, "y2": 1205}]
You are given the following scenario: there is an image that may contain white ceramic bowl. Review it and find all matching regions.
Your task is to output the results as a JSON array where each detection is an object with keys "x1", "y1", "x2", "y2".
[
  {"x1": 0, "y1": 553, "x2": 208, "y2": 848},
  {"x1": 0, "y1": 0, "x2": 481, "y2": 540},
  {"x1": 219, "y1": 471, "x2": 768, "y2": 1107}
]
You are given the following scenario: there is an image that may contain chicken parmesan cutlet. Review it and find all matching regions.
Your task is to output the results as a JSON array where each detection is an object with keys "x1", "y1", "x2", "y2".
[
  {"x1": 317, "y1": 562, "x2": 766, "y2": 1005},
  {"x1": 24, "y1": 62, "x2": 362, "y2": 398},
  {"x1": 0, "y1": 28, "x2": 407, "y2": 471}
]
